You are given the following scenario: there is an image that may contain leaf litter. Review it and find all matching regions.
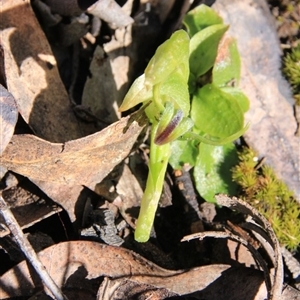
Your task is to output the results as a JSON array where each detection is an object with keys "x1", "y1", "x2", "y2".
[{"x1": 0, "y1": 0, "x2": 299, "y2": 299}]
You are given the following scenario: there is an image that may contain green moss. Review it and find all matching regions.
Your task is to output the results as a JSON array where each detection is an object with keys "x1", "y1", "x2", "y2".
[
  {"x1": 283, "y1": 44, "x2": 300, "y2": 104},
  {"x1": 232, "y1": 147, "x2": 300, "y2": 251}
]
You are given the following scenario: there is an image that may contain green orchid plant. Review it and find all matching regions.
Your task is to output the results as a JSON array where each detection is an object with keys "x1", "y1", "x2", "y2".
[{"x1": 119, "y1": 5, "x2": 249, "y2": 242}]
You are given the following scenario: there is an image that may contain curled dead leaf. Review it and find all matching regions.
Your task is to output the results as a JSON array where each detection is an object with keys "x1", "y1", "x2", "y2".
[{"x1": 182, "y1": 194, "x2": 287, "y2": 300}]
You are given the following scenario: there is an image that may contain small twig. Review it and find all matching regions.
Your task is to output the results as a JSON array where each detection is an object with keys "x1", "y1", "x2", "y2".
[
  {"x1": 0, "y1": 194, "x2": 68, "y2": 300},
  {"x1": 215, "y1": 195, "x2": 284, "y2": 300}
]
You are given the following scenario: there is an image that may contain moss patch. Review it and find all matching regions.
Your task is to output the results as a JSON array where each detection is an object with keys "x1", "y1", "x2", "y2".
[{"x1": 232, "y1": 147, "x2": 300, "y2": 251}]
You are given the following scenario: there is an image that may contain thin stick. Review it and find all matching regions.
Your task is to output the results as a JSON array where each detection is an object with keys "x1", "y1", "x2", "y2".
[{"x1": 0, "y1": 194, "x2": 68, "y2": 300}]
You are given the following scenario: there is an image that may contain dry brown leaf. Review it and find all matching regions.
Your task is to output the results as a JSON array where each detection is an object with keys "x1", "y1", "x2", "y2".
[
  {"x1": 0, "y1": 116, "x2": 145, "y2": 188},
  {"x1": 87, "y1": 0, "x2": 134, "y2": 28},
  {"x1": 213, "y1": 0, "x2": 300, "y2": 199},
  {"x1": 216, "y1": 195, "x2": 283, "y2": 300},
  {"x1": 0, "y1": 182, "x2": 62, "y2": 238},
  {"x1": 0, "y1": 240, "x2": 269, "y2": 300},
  {"x1": 96, "y1": 278, "x2": 178, "y2": 300},
  {"x1": 29, "y1": 181, "x2": 86, "y2": 223},
  {"x1": 43, "y1": 0, "x2": 133, "y2": 27},
  {"x1": 181, "y1": 195, "x2": 300, "y2": 300},
  {"x1": 0, "y1": 84, "x2": 18, "y2": 155},
  {"x1": 0, "y1": 203, "x2": 60, "y2": 238},
  {"x1": 1, "y1": 0, "x2": 82, "y2": 142},
  {"x1": 115, "y1": 164, "x2": 144, "y2": 227},
  {"x1": 81, "y1": 45, "x2": 123, "y2": 124},
  {"x1": 82, "y1": 1, "x2": 135, "y2": 125}
]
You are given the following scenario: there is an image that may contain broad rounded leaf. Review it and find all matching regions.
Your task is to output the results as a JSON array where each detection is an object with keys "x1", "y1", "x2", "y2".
[
  {"x1": 220, "y1": 87, "x2": 250, "y2": 113},
  {"x1": 169, "y1": 139, "x2": 198, "y2": 169},
  {"x1": 183, "y1": 4, "x2": 223, "y2": 37},
  {"x1": 194, "y1": 142, "x2": 238, "y2": 203},
  {"x1": 189, "y1": 24, "x2": 229, "y2": 78},
  {"x1": 213, "y1": 37, "x2": 241, "y2": 87},
  {"x1": 191, "y1": 84, "x2": 244, "y2": 139},
  {"x1": 145, "y1": 30, "x2": 190, "y2": 85}
]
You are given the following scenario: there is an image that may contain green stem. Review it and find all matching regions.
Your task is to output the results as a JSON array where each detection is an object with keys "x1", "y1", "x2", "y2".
[
  {"x1": 153, "y1": 83, "x2": 165, "y2": 113},
  {"x1": 134, "y1": 123, "x2": 170, "y2": 242}
]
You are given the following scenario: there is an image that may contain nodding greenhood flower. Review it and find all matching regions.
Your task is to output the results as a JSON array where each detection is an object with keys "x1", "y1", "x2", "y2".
[
  {"x1": 119, "y1": 29, "x2": 191, "y2": 123},
  {"x1": 154, "y1": 102, "x2": 193, "y2": 145}
]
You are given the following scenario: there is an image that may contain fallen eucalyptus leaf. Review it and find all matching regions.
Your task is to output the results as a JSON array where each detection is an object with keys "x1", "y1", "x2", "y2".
[
  {"x1": 0, "y1": 181, "x2": 62, "y2": 238},
  {"x1": 96, "y1": 278, "x2": 178, "y2": 300},
  {"x1": 181, "y1": 194, "x2": 299, "y2": 300},
  {"x1": 0, "y1": 116, "x2": 146, "y2": 188},
  {"x1": 0, "y1": 240, "x2": 268, "y2": 300},
  {"x1": 0, "y1": 84, "x2": 18, "y2": 155},
  {"x1": 1, "y1": 0, "x2": 82, "y2": 142},
  {"x1": 29, "y1": 181, "x2": 87, "y2": 223},
  {"x1": 87, "y1": 0, "x2": 133, "y2": 28},
  {"x1": 43, "y1": 0, "x2": 134, "y2": 28},
  {"x1": 82, "y1": 45, "x2": 121, "y2": 124}
]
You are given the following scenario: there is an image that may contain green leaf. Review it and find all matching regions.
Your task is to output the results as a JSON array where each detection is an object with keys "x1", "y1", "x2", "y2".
[
  {"x1": 119, "y1": 74, "x2": 152, "y2": 112},
  {"x1": 145, "y1": 30, "x2": 190, "y2": 86},
  {"x1": 158, "y1": 72, "x2": 190, "y2": 116},
  {"x1": 183, "y1": 4, "x2": 223, "y2": 37},
  {"x1": 194, "y1": 142, "x2": 238, "y2": 203},
  {"x1": 169, "y1": 139, "x2": 198, "y2": 169},
  {"x1": 191, "y1": 84, "x2": 244, "y2": 139},
  {"x1": 220, "y1": 87, "x2": 250, "y2": 113},
  {"x1": 213, "y1": 37, "x2": 241, "y2": 87},
  {"x1": 189, "y1": 24, "x2": 229, "y2": 78}
]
